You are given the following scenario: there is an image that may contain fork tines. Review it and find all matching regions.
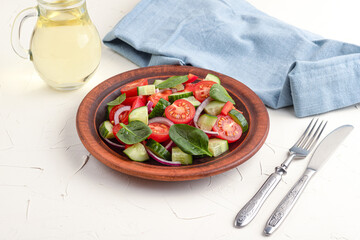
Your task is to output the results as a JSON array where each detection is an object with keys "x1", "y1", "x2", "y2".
[{"x1": 296, "y1": 118, "x2": 327, "y2": 152}]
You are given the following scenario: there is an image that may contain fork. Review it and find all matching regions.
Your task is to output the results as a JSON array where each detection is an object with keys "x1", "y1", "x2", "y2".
[{"x1": 234, "y1": 118, "x2": 327, "y2": 228}]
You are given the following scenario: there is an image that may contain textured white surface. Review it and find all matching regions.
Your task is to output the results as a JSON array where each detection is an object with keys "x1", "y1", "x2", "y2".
[{"x1": 1, "y1": 0, "x2": 360, "y2": 239}]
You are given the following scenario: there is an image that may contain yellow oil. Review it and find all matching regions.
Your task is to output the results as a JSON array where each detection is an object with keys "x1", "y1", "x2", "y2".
[{"x1": 30, "y1": 5, "x2": 101, "y2": 90}]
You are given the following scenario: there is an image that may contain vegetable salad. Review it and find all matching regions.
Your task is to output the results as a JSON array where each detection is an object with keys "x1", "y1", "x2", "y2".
[{"x1": 99, "y1": 73, "x2": 248, "y2": 166}]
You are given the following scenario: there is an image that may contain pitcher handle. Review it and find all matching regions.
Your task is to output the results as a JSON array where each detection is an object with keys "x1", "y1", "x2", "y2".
[{"x1": 11, "y1": 7, "x2": 38, "y2": 59}]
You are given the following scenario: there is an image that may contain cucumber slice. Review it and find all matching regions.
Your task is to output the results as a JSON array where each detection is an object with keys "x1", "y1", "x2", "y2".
[
  {"x1": 204, "y1": 73, "x2": 221, "y2": 84},
  {"x1": 149, "y1": 98, "x2": 171, "y2": 119},
  {"x1": 182, "y1": 96, "x2": 201, "y2": 108},
  {"x1": 172, "y1": 147, "x2": 193, "y2": 165},
  {"x1": 228, "y1": 109, "x2": 248, "y2": 132},
  {"x1": 168, "y1": 91, "x2": 193, "y2": 103},
  {"x1": 197, "y1": 114, "x2": 218, "y2": 131},
  {"x1": 204, "y1": 101, "x2": 225, "y2": 116},
  {"x1": 128, "y1": 106, "x2": 148, "y2": 125},
  {"x1": 208, "y1": 138, "x2": 229, "y2": 157},
  {"x1": 138, "y1": 85, "x2": 156, "y2": 96},
  {"x1": 154, "y1": 79, "x2": 164, "y2": 87},
  {"x1": 99, "y1": 120, "x2": 115, "y2": 139},
  {"x1": 123, "y1": 143, "x2": 149, "y2": 162},
  {"x1": 146, "y1": 139, "x2": 171, "y2": 160}
]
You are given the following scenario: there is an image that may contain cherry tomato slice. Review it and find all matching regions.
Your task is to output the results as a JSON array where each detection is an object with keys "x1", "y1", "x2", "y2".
[
  {"x1": 184, "y1": 73, "x2": 198, "y2": 84},
  {"x1": 183, "y1": 83, "x2": 196, "y2": 92},
  {"x1": 120, "y1": 78, "x2": 148, "y2": 97},
  {"x1": 122, "y1": 95, "x2": 147, "y2": 106},
  {"x1": 165, "y1": 99, "x2": 195, "y2": 124},
  {"x1": 212, "y1": 115, "x2": 242, "y2": 143},
  {"x1": 148, "y1": 90, "x2": 172, "y2": 105},
  {"x1": 193, "y1": 81, "x2": 216, "y2": 102},
  {"x1": 221, "y1": 101, "x2": 234, "y2": 115},
  {"x1": 112, "y1": 124, "x2": 124, "y2": 144},
  {"x1": 109, "y1": 104, "x2": 129, "y2": 125},
  {"x1": 123, "y1": 97, "x2": 145, "y2": 123},
  {"x1": 148, "y1": 122, "x2": 170, "y2": 143}
]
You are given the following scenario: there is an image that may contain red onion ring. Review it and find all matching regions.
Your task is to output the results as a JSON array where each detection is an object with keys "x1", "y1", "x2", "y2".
[
  {"x1": 146, "y1": 101, "x2": 154, "y2": 114},
  {"x1": 148, "y1": 117, "x2": 174, "y2": 127},
  {"x1": 145, "y1": 146, "x2": 181, "y2": 166},
  {"x1": 102, "y1": 137, "x2": 126, "y2": 149},
  {"x1": 164, "y1": 140, "x2": 174, "y2": 151},
  {"x1": 114, "y1": 105, "x2": 131, "y2": 125},
  {"x1": 193, "y1": 97, "x2": 219, "y2": 136},
  {"x1": 202, "y1": 129, "x2": 219, "y2": 136},
  {"x1": 170, "y1": 88, "x2": 178, "y2": 93}
]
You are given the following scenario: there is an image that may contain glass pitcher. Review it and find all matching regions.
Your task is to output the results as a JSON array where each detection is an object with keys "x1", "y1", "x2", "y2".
[{"x1": 11, "y1": 0, "x2": 102, "y2": 90}]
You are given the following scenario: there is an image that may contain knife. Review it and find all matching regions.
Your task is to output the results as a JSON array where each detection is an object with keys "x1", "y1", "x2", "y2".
[{"x1": 263, "y1": 125, "x2": 354, "y2": 236}]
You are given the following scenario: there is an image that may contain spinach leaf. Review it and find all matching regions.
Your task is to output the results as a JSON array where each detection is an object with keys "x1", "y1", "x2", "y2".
[
  {"x1": 169, "y1": 124, "x2": 212, "y2": 157},
  {"x1": 209, "y1": 84, "x2": 235, "y2": 104},
  {"x1": 107, "y1": 93, "x2": 126, "y2": 107},
  {"x1": 156, "y1": 75, "x2": 188, "y2": 89},
  {"x1": 116, "y1": 121, "x2": 152, "y2": 144}
]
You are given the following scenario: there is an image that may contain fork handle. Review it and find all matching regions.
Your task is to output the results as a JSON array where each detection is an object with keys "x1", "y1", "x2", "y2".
[
  {"x1": 263, "y1": 168, "x2": 316, "y2": 235},
  {"x1": 234, "y1": 170, "x2": 284, "y2": 227}
]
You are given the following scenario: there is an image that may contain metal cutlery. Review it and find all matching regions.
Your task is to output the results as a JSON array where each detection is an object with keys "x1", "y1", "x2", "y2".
[
  {"x1": 234, "y1": 118, "x2": 327, "y2": 228},
  {"x1": 264, "y1": 124, "x2": 354, "y2": 235}
]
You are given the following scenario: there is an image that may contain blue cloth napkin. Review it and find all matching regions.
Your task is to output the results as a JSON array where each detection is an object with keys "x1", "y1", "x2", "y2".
[{"x1": 103, "y1": 0, "x2": 360, "y2": 117}]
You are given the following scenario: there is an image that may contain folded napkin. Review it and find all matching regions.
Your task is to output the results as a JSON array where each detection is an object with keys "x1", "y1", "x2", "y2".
[{"x1": 103, "y1": 0, "x2": 360, "y2": 117}]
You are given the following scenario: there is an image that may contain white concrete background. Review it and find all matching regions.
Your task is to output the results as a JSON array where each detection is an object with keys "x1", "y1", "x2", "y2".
[{"x1": 1, "y1": 0, "x2": 360, "y2": 239}]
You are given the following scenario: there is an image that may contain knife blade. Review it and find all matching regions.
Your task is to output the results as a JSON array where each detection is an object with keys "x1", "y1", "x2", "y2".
[{"x1": 263, "y1": 124, "x2": 354, "y2": 236}]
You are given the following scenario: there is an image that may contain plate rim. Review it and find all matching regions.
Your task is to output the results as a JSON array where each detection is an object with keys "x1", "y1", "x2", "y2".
[{"x1": 76, "y1": 65, "x2": 269, "y2": 181}]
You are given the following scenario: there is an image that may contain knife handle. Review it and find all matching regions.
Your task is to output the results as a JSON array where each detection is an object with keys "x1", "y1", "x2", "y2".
[
  {"x1": 264, "y1": 168, "x2": 316, "y2": 235},
  {"x1": 234, "y1": 170, "x2": 284, "y2": 228}
]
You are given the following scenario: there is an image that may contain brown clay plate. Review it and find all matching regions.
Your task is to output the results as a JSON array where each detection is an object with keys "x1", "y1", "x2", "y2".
[{"x1": 76, "y1": 65, "x2": 269, "y2": 181}]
